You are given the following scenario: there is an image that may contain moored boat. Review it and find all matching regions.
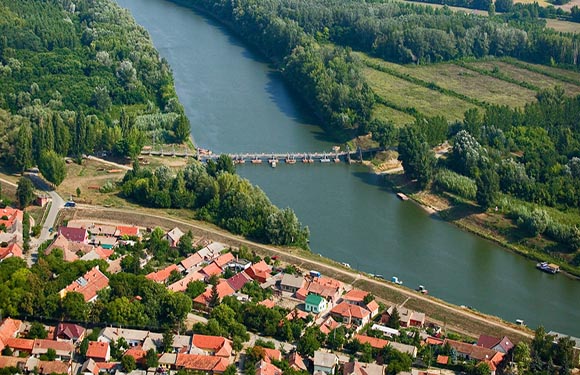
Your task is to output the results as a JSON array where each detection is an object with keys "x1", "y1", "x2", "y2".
[
  {"x1": 536, "y1": 262, "x2": 560, "y2": 274},
  {"x1": 396, "y1": 192, "x2": 409, "y2": 201}
]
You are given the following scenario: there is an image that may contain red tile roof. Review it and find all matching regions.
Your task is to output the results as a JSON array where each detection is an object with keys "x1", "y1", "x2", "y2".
[
  {"x1": 246, "y1": 261, "x2": 271, "y2": 282},
  {"x1": 32, "y1": 339, "x2": 74, "y2": 354},
  {"x1": 0, "y1": 208, "x2": 23, "y2": 231},
  {"x1": 288, "y1": 352, "x2": 307, "y2": 371},
  {"x1": 87, "y1": 341, "x2": 109, "y2": 360},
  {"x1": 0, "y1": 318, "x2": 22, "y2": 349},
  {"x1": 116, "y1": 225, "x2": 139, "y2": 237},
  {"x1": 256, "y1": 359, "x2": 282, "y2": 375},
  {"x1": 201, "y1": 262, "x2": 223, "y2": 278},
  {"x1": 258, "y1": 299, "x2": 276, "y2": 309},
  {"x1": 436, "y1": 355, "x2": 449, "y2": 365},
  {"x1": 343, "y1": 289, "x2": 369, "y2": 303},
  {"x1": 319, "y1": 316, "x2": 340, "y2": 335},
  {"x1": 0, "y1": 243, "x2": 22, "y2": 261},
  {"x1": 331, "y1": 302, "x2": 371, "y2": 320},
  {"x1": 35, "y1": 360, "x2": 70, "y2": 375},
  {"x1": 5, "y1": 337, "x2": 34, "y2": 351},
  {"x1": 193, "y1": 281, "x2": 235, "y2": 307},
  {"x1": 285, "y1": 309, "x2": 309, "y2": 322},
  {"x1": 259, "y1": 347, "x2": 281, "y2": 362},
  {"x1": 313, "y1": 276, "x2": 342, "y2": 289},
  {"x1": 59, "y1": 226, "x2": 88, "y2": 243},
  {"x1": 62, "y1": 266, "x2": 109, "y2": 302},
  {"x1": 180, "y1": 253, "x2": 204, "y2": 270},
  {"x1": 0, "y1": 356, "x2": 24, "y2": 368},
  {"x1": 355, "y1": 334, "x2": 389, "y2": 350},
  {"x1": 146, "y1": 264, "x2": 180, "y2": 283},
  {"x1": 175, "y1": 354, "x2": 230, "y2": 372},
  {"x1": 192, "y1": 335, "x2": 232, "y2": 357},
  {"x1": 124, "y1": 346, "x2": 146, "y2": 362},
  {"x1": 476, "y1": 335, "x2": 514, "y2": 353},
  {"x1": 425, "y1": 337, "x2": 444, "y2": 346},
  {"x1": 55, "y1": 323, "x2": 85, "y2": 341},
  {"x1": 214, "y1": 252, "x2": 235, "y2": 268},
  {"x1": 227, "y1": 272, "x2": 252, "y2": 291},
  {"x1": 445, "y1": 339, "x2": 505, "y2": 364},
  {"x1": 365, "y1": 300, "x2": 379, "y2": 315}
]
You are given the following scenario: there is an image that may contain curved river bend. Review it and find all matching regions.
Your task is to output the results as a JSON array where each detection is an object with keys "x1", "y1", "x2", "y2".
[{"x1": 116, "y1": 0, "x2": 580, "y2": 336}]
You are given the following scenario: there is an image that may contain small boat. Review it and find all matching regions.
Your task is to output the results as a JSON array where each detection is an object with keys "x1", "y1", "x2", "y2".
[
  {"x1": 251, "y1": 157, "x2": 262, "y2": 164},
  {"x1": 396, "y1": 193, "x2": 409, "y2": 201},
  {"x1": 515, "y1": 319, "x2": 525, "y2": 326},
  {"x1": 416, "y1": 285, "x2": 428, "y2": 294},
  {"x1": 286, "y1": 155, "x2": 296, "y2": 164},
  {"x1": 536, "y1": 262, "x2": 560, "y2": 274},
  {"x1": 320, "y1": 154, "x2": 331, "y2": 163},
  {"x1": 333, "y1": 157, "x2": 340, "y2": 163},
  {"x1": 391, "y1": 276, "x2": 403, "y2": 285},
  {"x1": 341, "y1": 262, "x2": 351, "y2": 268}
]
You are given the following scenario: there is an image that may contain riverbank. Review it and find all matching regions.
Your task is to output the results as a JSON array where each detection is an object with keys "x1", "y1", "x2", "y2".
[
  {"x1": 65, "y1": 203, "x2": 533, "y2": 342},
  {"x1": 383, "y1": 172, "x2": 580, "y2": 280}
]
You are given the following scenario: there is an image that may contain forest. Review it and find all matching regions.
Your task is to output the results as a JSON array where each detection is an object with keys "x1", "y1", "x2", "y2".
[{"x1": 0, "y1": 0, "x2": 190, "y2": 174}]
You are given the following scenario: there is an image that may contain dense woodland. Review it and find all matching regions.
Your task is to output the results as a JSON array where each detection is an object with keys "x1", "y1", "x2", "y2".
[{"x1": 0, "y1": 0, "x2": 190, "y2": 173}]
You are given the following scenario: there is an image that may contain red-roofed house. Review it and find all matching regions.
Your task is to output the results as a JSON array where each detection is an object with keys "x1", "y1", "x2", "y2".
[
  {"x1": 288, "y1": 352, "x2": 307, "y2": 372},
  {"x1": 0, "y1": 318, "x2": 22, "y2": 352},
  {"x1": 256, "y1": 359, "x2": 282, "y2": 375},
  {"x1": 342, "y1": 289, "x2": 369, "y2": 306},
  {"x1": 354, "y1": 334, "x2": 389, "y2": 350},
  {"x1": 245, "y1": 261, "x2": 271, "y2": 283},
  {"x1": 175, "y1": 354, "x2": 230, "y2": 373},
  {"x1": 5, "y1": 337, "x2": 34, "y2": 356},
  {"x1": 124, "y1": 346, "x2": 146, "y2": 364},
  {"x1": 32, "y1": 339, "x2": 74, "y2": 361},
  {"x1": 384, "y1": 306, "x2": 425, "y2": 328},
  {"x1": 193, "y1": 281, "x2": 235, "y2": 308},
  {"x1": 365, "y1": 300, "x2": 380, "y2": 318},
  {"x1": 191, "y1": 335, "x2": 232, "y2": 358},
  {"x1": 165, "y1": 227, "x2": 184, "y2": 248},
  {"x1": 259, "y1": 347, "x2": 281, "y2": 363},
  {"x1": 0, "y1": 207, "x2": 24, "y2": 233},
  {"x1": 227, "y1": 272, "x2": 252, "y2": 292},
  {"x1": 0, "y1": 243, "x2": 22, "y2": 262},
  {"x1": 436, "y1": 355, "x2": 449, "y2": 365},
  {"x1": 60, "y1": 265, "x2": 109, "y2": 302},
  {"x1": 86, "y1": 341, "x2": 110, "y2": 362},
  {"x1": 180, "y1": 253, "x2": 204, "y2": 273},
  {"x1": 201, "y1": 262, "x2": 223, "y2": 278},
  {"x1": 476, "y1": 335, "x2": 514, "y2": 354},
  {"x1": 343, "y1": 361, "x2": 384, "y2": 375},
  {"x1": 319, "y1": 316, "x2": 340, "y2": 335},
  {"x1": 425, "y1": 337, "x2": 444, "y2": 346},
  {"x1": 115, "y1": 226, "x2": 140, "y2": 238},
  {"x1": 168, "y1": 272, "x2": 205, "y2": 293},
  {"x1": 146, "y1": 264, "x2": 180, "y2": 284},
  {"x1": 214, "y1": 252, "x2": 235, "y2": 268},
  {"x1": 55, "y1": 323, "x2": 86, "y2": 343},
  {"x1": 58, "y1": 226, "x2": 89, "y2": 243},
  {"x1": 330, "y1": 302, "x2": 371, "y2": 329},
  {"x1": 445, "y1": 339, "x2": 505, "y2": 367},
  {"x1": 26, "y1": 358, "x2": 71, "y2": 375},
  {"x1": 307, "y1": 279, "x2": 341, "y2": 303},
  {"x1": 258, "y1": 299, "x2": 276, "y2": 309}
]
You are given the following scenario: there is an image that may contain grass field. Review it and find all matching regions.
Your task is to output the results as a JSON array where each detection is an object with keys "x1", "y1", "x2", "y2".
[
  {"x1": 363, "y1": 67, "x2": 478, "y2": 121},
  {"x1": 466, "y1": 60, "x2": 580, "y2": 95},
  {"x1": 371, "y1": 104, "x2": 416, "y2": 127}
]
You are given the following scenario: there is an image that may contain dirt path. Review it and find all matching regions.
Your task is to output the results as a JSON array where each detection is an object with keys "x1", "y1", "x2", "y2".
[{"x1": 85, "y1": 156, "x2": 132, "y2": 170}]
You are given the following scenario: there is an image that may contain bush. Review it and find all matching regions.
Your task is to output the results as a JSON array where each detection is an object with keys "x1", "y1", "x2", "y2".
[{"x1": 434, "y1": 169, "x2": 477, "y2": 200}]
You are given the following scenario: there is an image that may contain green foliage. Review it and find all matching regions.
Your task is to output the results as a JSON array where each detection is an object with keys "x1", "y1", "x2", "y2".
[
  {"x1": 398, "y1": 126, "x2": 436, "y2": 189},
  {"x1": 38, "y1": 150, "x2": 66, "y2": 186},
  {"x1": 16, "y1": 178, "x2": 35, "y2": 208},
  {"x1": 121, "y1": 355, "x2": 136, "y2": 372},
  {"x1": 185, "y1": 280, "x2": 207, "y2": 299},
  {"x1": 145, "y1": 349, "x2": 159, "y2": 369},
  {"x1": 297, "y1": 327, "x2": 325, "y2": 357},
  {"x1": 434, "y1": 169, "x2": 477, "y2": 200},
  {"x1": 27, "y1": 322, "x2": 47, "y2": 339},
  {"x1": 61, "y1": 291, "x2": 88, "y2": 321}
]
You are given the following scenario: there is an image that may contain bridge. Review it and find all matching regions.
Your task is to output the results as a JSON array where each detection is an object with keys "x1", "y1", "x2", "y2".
[{"x1": 140, "y1": 146, "x2": 382, "y2": 165}]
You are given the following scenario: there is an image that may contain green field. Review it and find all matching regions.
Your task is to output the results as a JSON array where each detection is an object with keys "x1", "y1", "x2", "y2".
[
  {"x1": 371, "y1": 104, "x2": 416, "y2": 127},
  {"x1": 363, "y1": 67, "x2": 479, "y2": 122}
]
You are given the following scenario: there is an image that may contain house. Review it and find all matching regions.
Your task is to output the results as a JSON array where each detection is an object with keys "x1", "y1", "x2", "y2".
[
  {"x1": 31, "y1": 339, "x2": 74, "y2": 361},
  {"x1": 0, "y1": 356, "x2": 25, "y2": 370},
  {"x1": 287, "y1": 352, "x2": 307, "y2": 371},
  {"x1": 214, "y1": 252, "x2": 235, "y2": 268},
  {"x1": 25, "y1": 357, "x2": 71, "y2": 375},
  {"x1": 384, "y1": 306, "x2": 425, "y2": 328},
  {"x1": 330, "y1": 302, "x2": 371, "y2": 329},
  {"x1": 445, "y1": 339, "x2": 504, "y2": 366},
  {"x1": 60, "y1": 265, "x2": 109, "y2": 302},
  {"x1": 45, "y1": 234, "x2": 87, "y2": 262},
  {"x1": 370, "y1": 324, "x2": 400, "y2": 338},
  {"x1": 124, "y1": 346, "x2": 146, "y2": 364},
  {"x1": 165, "y1": 227, "x2": 184, "y2": 247},
  {"x1": 313, "y1": 351, "x2": 338, "y2": 374},
  {"x1": 342, "y1": 289, "x2": 369, "y2": 306},
  {"x1": 319, "y1": 316, "x2": 340, "y2": 335},
  {"x1": 305, "y1": 294, "x2": 328, "y2": 314},
  {"x1": 81, "y1": 358, "x2": 119, "y2": 375},
  {"x1": 476, "y1": 335, "x2": 514, "y2": 354},
  {"x1": 191, "y1": 335, "x2": 232, "y2": 357},
  {"x1": 436, "y1": 355, "x2": 449, "y2": 365},
  {"x1": 259, "y1": 299, "x2": 276, "y2": 309},
  {"x1": 306, "y1": 277, "x2": 342, "y2": 303},
  {"x1": 180, "y1": 253, "x2": 204, "y2": 273},
  {"x1": 86, "y1": 341, "x2": 110, "y2": 362},
  {"x1": 0, "y1": 318, "x2": 22, "y2": 352},
  {"x1": 354, "y1": 335, "x2": 389, "y2": 350},
  {"x1": 256, "y1": 359, "x2": 282, "y2": 375},
  {"x1": 280, "y1": 273, "x2": 305, "y2": 294},
  {"x1": 388, "y1": 342, "x2": 418, "y2": 358},
  {"x1": 54, "y1": 323, "x2": 86, "y2": 343},
  {"x1": 343, "y1": 361, "x2": 385, "y2": 375},
  {"x1": 225, "y1": 258, "x2": 252, "y2": 272},
  {"x1": 98, "y1": 328, "x2": 163, "y2": 348},
  {"x1": 146, "y1": 264, "x2": 180, "y2": 284},
  {"x1": 365, "y1": 300, "x2": 379, "y2": 318},
  {"x1": 88, "y1": 224, "x2": 117, "y2": 237},
  {"x1": 171, "y1": 335, "x2": 193, "y2": 354},
  {"x1": 80, "y1": 247, "x2": 114, "y2": 262},
  {"x1": 0, "y1": 243, "x2": 22, "y2": 262},
  {"x1": 36, "y1": 195, "x2": 50, "y2": 207},
  {"x1": 412, "y1": 370, "x2": 441, "y2": 375},
  {"x1": 158, "y1": 353, "x2": 178, "y2": 370},
  {"x1": 175, "y1": 353, "x2": 230, "y2": 373},
  {"x1": 193, "y1": 281, "x2": 235, "y2": 308},
  {"x1": 227, "y1": 272, "x2": 252, "y2": 292},
  {"x1": 201, "y1": 262, "x2": 224, "y2": 278},
  {"x1": 245, "y1": 261, "x2": 272, "y2": 283},
  {"x1": 4, "y1": 338, "x2": 34, "y2": 356},
  {"x1": 58, "y1": 226, "x2": 89, "y2": 243},
  {"x1": 0, "y1": 207, "x2": 24, "y2": 233},
  {"x1": 116, "y1": 225, "x2": 140, "y2": 238},
  {"x1": 168, "y1": 272, "x2": 205, "y2": 293},
  {"x1": 91, "y1": 235, "x2": 117, "y2": 250}
]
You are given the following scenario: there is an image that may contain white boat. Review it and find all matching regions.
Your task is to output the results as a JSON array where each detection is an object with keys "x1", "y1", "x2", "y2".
[
  {"x1": 341, "y1": 262, "x2": 351, "y2": 268},
  {"x1": 391, "y1": 276, "x2": 403, "y2": 285}
]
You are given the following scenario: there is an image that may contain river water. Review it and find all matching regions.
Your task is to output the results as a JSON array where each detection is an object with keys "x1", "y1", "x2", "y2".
[{"x1": 116, "y1": 0, "x2": 580, "y2": 336}]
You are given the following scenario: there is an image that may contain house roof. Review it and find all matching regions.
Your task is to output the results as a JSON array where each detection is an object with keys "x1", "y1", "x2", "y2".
[
  {"x1": 227, "y1": 272, "x2": 252, "y2": 291},
  {"x1": 313, "y1": 351, "x2": 338, "y2": 369},
  {"x1": 0, "y1": 243, "x2": 22, "y2": 261},
  {"x1": 116, "y1": 225, "x2": 139, "y2": 237},
  {"x1": 28, "y1": 358, "x2": 70, "y2": 375},
  {"x1": 55, "y1": 322, "x2": 86, "y2": 341},
  {"x1": 366, "y1": 300, "x2": 379, "y2": 315},
  {"x1": 89, "y1": 224, "x2": 117, "y2": 236},
  {"x1": 445, "y1": 339, "x2": 504, "y2": 364},
  {"x1": 32, "y1": 339, "x2": 74, "y2": 356},
  {"x1": 259, "y1": 347, "x2": 281, "y2": 362},
  {"x1": 5, "y1": 337, "x2": 34, "y2": 351},
  {"x1": 0, "y1": 356, "x2": 25, "y2": 368},
  {"x1": 256, "y1": 359, "x2": 282, "y2": 375},
  {"x1": 93, "y1": 235, "x2": 117, "y2": 247},
  {"x1": 285, "y1": 309, "x2": 309, "y2": 321},
  {"x1": 214, "y1": 252, "x2": 235, "y2": 268},
  {"x1": 59, "y1": 226, "x2": 88, "y2": 242},
  {"x1": 258, "y1": 299, "x2": 276, "y2": 309},
  {"x1": 370, "y1": 324, "x2": 399, "y2": 337},
  {"x1": 124, "y1": 346, "x2": 146, "y2": 362},
  {"x1": 62, "y1": 265, "x2": 109, "y2": 302},
  {"x1": 206, "y1": 242, "x2": 228, "y2": 255},
  {"x1": 193, "y1": 281, "x2": 235, "y2": 306},
  {"x1": 80, "y1": 247, "x2": 113, "y2": 261},
  {"x1": 288, "y1": 352, "x2": 307, "y2": 371},
  {"x1": 388, "y1": 342, "x2": 418, "y2": 357},
  {"x1": 386, "y1": 306, "x2": 425, "y2": 325},
  {"x1": 343, "y1": 289, "x2": 369, "y2": 303},
  {"x1": 313, "y1": 276, "x2": 342, "y2": 289},
  {"x1": 0, "y1": 318, "x2": 22, "y2": 344},
  {"x1": 343, "y1": 361, "x2": 384, "y2": 375},
  {"x1": 281, "y1": 273, "x2": 305, "y2": 289},
  {"x1": 45, "y1": 234, "x2": 80, "y2": 262},
  {"x1": 99, "y1": 327, "x2": 160, "y2": 344},
  {"x1": 181, "y1": 253, "x2": 204, "y2": 270},
  {"x1": 246, "y1": 261, "x2": 271, "y2": 281},
  {"x1": 306, "y1": 294, "x2": 325, "y2": 306},
  {"x1": 201, "y1": 262, "x2": 223, "y2": 278},
  {"x1": 146, "y1": 264, "x2": 180, "y2": 283},
  {"x1": 477, "y1": 335, "x2": 514, "y2": 353},
  {"x1": 87, "y1": 341, "x2": 109, "y2": 360},
  {"x1": 166, "y1": 227, "x2": 184, "y2": 243},
  {"x1": 175, "y1": 353, "x2": 230, "y2": 372},
  {"x1": 319, "y1": 316, "x2": 340, "y2": 335},
  {"x1": 331, "y1": 302, "x2": 371, "y2": 320},
  {"x1": 0, "y1": 208, "x2": 22, "y2": 230},
  {"x1": 436, "y1": 355, "x2": 449, "y2": 365},
  {"x1": 307, "y1": 281, "x2": 340, "y2": 300},
  {"x1": 355, "y1": 334, "x2": 389, "y2": 350},
  {"x1": 192, "y1": 335, "x2": 232, "y2": 357},
  {"x1": 425, "y1": 337, "x2": 444, "y2": 346},
  {"x1": 168, "y1": 272, "x2": 205, "y2": 292}
]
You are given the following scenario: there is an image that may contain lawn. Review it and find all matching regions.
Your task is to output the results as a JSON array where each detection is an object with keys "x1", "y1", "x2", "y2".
[
  {"x1": 363, "y1": 67, "x2": 478, "y2": 121},
  {"x1": 371, "y1": 104, "x2": 416, "y2": 127},
  {"x1": 468, "y1": 60, "x2": 580, "y2": 96}
]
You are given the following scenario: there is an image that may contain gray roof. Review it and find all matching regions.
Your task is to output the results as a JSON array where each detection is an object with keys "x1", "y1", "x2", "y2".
[
  {"x1": 314, "y1": 351, "x2": 338, "y2": 369},
  {"x1": 281, "y1": 273, "x2": 305, "y2": 289}
]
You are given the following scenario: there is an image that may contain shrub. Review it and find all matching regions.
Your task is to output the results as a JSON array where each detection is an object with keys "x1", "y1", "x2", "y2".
[{"x1": 434, "y1": 169, "x2": 477, "y2": 200}]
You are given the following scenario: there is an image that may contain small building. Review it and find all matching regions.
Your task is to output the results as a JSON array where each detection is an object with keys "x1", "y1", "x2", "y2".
[
  {"x1": 370, "y1": 324, "x2": 400, "y2": 338},
  {"x1": 227, "y1": 272, "x2": 252, "y2": 292},
  {"x1": 225, "y1": 258, "x2": 252, "y2": 272},
  {"x1": 36, "y1": 195, "x2": 50, "y2": 207},
  {"x1": 355, "y1": 335, "x2": 389, "y2": 350},
  {"x1": 115, "y1": 225, "x2": 140, "y2": 238},
  {"x1": 190, "y1": 334, "x2": 233, "y2": 358},
  {"x1": 55, "y1": 323, "x2": 86, "y2": 343},
  {"x1": 330, "y1": 302, "x2": 371, "y2": 329},
  {"x1": 168, "y1": 272, "x2": 205, "y2": 293},
  {"x1": 343, "y1": 361, "x2": 384, "y2": 375},
  {"x1": 59, "y1": 265, "x2": 109, "y2": 302},
  {"x1": 165, "y1": 227, "x2": 184, "y2": 248},
  {"x1": 86, "y1": 341, "x2": 110, "y2": 362},
  {"x1": 342, "y1": 289, "x2": 369, "y2": 306},
  {"x1": 213, "y1": 252, "x2": 235, "y2": 268},
  {"x1": 31, "y1": 339, "x2": 74, "y2": 362},
  {"x1": 193, "y1": 281, "x2": 235, "y2": 308},
  {"x1": 201, "y1": 262, "x2": 224, "y2": 278},
  {"x1": 0, "y1": 243, "x2": 22, "y2": 262},
  {"x1": 476, "y1": 335, "x2": 514, "y2": 354},
  {"x1": 305, "y1": 294, "x2": 327, "y2": 314},
  {"x1": 313, "y1": 351, "x2": 338, "y2": 375},
  {"x1": 4, "y1": 338, "x2": 34, "y2": 356},
  {"x1": 91, "y1": 235, "x2": 117, "y2": 250},
  {"x1": 384, "y1": 306, "x2": 425, "y2": 328},
  {"x1": 319, "y1": 316, "x2": 340, "y2": 335},
  {"x1": 256, "y1": 359, "x2": 282, "y2": 375},
  {"x1": 58, "y1": 226, "x2": 89, "y2": 243},
  {"x1": 287, "y1": 352, "x2": 307, "y2": 372},
  {"x1": 146, "y1": 264, "x2": 180, "y2": 284},
  {"x1": 280, "y1": 273, "x2": 305, "y2": 294},
  {"x1": 388, "y1": 341, "x2": 418, "y2": 358},
  {"x1": 245, "y1": 260, "x2": 272, "y2": 283},
  {"x1": 175, "y1": 353, "x2": 230, "y2": 373}
]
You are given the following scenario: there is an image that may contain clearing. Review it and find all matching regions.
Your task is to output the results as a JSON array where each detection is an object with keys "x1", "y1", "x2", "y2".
[{"x1": 371, "y1": 104, "x2": 416, "y2": 127}]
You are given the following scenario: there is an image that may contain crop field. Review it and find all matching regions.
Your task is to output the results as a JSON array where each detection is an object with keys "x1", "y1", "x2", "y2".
[
  {"x1": 363, "y1": 67, "x2": 478, "y2": 121},
  {"x1": 371, "y1": 104, "x2": 416, "y2": 127},
  {"x1": 466, "y1": 60, "x2": 580, "y2": 95}
]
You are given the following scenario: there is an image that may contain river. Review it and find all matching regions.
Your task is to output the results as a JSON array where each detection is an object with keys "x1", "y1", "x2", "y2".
[{"x1": 116, "y1": 0, "x2": 580, "y2": 336}]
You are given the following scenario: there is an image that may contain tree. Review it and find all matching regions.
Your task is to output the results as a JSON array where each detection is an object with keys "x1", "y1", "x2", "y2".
[
  {"x1": 174, "y1": 114, "x2": 190, "y2": 143},
  {"x1": 38, "y1": 150, "x2": 67, "y2": 186},
  {"x1": 223, "y1": 365, "x2": 237, "y2": 375},
  {"x1": 398, "y1": 127, "x2": 436, "y2": 189},
  {"x1": 121, "y1": 354, "x2": 137, "y2": 372},
  {"x1": 61, "y1": 291, "x2": 88, "y2": 321},
  {"x1": 513, "y1": 341, "x2": 531, "y2": 374},
  {"x1": 14, "y1": 124, "x2": 33, "y2": 172},
  {"x1": 215, "y1": 154, "x2": 235, "y2": 175},
  {"x1": 79, "y1": 338, "x2": 89, "y2": 359},
  {"x1": 162, "y1": 330, "x2": 175, "y2": 353},
  {"x1": 16, "y1": 178, "x2": 35, "y2": 208},
  {"x1": 177, "y1": 230, "x2": 193, "y2": 257},
  {"x1": 46, "y1": 348, "x2": 56, "y2": 361},
  {"x1": 208, "y1": 283, "x2": 220, "y2": 308},
  {"x1": 28, "y1": 322, "x2": 48, "y2": 339},
  {"x1": 185, "y1": 280, "x2": 207, "y2": 299},
  {"x1": 145, "y1": 348, "x2": 159, "y2": 369},
  {"x1": 475, "y1": 161, "x2": 499, "y2": 210},
  {"x1": 297, "y1": 328, "x2": 323, "y2": 357},
  {"x1": 387, "y1": 307, "x2": 401, "y2": 329},
  {"x1": 76, "y1": 187, "x2": 81, "y2": 197}
]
